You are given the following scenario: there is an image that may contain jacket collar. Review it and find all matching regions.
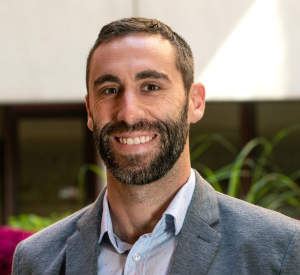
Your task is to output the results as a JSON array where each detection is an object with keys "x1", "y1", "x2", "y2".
[{"x1": 170, "y1": 170, "x2": 221, "y2": 275}]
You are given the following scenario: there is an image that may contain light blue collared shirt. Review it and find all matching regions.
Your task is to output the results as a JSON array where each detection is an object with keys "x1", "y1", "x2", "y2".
[{"x1": 98, "y1": 169, "x2": 196, "y2": 275}]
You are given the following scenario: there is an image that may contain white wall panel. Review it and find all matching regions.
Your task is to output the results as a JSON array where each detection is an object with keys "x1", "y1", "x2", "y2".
[
  {"x1": 139, "y1": 0, "x2": 300, "y2": 101},
  {"x1": 0, "y1": 0, "x2": 133, "y2": 103},
  {"x1": 1, "y1": 0, "x2": 300, "y2": 103}
]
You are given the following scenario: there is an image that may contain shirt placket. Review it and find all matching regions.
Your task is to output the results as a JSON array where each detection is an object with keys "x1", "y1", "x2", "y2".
[
  {"x1": 123, "y1": 234, "x2": 151, "y2": 275},
  {"x1": 144, "y1": 219, "x2": 168, "y2": 274}
]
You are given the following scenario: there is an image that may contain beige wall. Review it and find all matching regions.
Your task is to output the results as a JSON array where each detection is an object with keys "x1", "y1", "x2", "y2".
[
  {"x1": 0, "y1": 0, "x2": 133, "y2": 104},
  {"x1": 1, "y1": 0, "x2": 300, "y2": 103}
]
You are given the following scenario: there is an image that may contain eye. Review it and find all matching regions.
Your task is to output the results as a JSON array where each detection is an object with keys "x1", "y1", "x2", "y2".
[
  {"x1": 141, "y1": 84, "x2": 160, "y2": 91},
  {"x1": 102, "y1": 88, "x2": 119, "y2": 94}
]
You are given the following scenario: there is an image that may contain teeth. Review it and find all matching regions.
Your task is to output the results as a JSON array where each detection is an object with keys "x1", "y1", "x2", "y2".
[
  {"x1": 127, "y1": 138, "x2": 133, "y2": 145},
  {"x1": 119, "y1": 135, "x2": 154, "y2": 145},
  {"x1": 133, "y1": 137, "x2": 140, "y2": 144}
]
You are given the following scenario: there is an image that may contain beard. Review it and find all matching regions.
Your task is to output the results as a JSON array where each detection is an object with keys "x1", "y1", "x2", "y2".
[{"x1": 92, "y1": 100, "x2": 189, "y2": 185}]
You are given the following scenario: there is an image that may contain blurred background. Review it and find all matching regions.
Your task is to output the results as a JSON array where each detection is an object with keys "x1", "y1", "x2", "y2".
[{"x1": 1, "y1": 0, "x2": 300, "y2": 225}]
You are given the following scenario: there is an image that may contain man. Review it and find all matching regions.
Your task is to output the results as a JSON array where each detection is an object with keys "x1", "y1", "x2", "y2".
[{"x1": 13, "y1": 17, "x2": 300, "y2": 275}]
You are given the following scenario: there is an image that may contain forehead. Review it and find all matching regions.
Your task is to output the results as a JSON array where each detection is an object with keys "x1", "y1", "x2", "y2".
[
  {"x1": 89, "y1": 34, "x2": 178, "y2": 82},
  {"x1": 94, "y1": 33, "x2": 176, "y2": 59}
]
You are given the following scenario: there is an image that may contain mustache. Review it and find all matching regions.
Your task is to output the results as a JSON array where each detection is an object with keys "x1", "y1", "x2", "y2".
[{"x1": 99, "y1": 119, "x2": 168, "y2": 137}]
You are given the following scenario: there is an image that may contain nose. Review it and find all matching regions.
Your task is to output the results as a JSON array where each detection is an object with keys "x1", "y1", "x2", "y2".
[{"x1": 116, "y1": 88, "x2": 146, "y2": 125}]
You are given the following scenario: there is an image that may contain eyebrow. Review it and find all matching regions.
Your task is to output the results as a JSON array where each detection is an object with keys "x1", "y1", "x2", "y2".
[
  {"x1": 93, "y1": 74, "x2": 121, "y2": 89},
  {"x1": 135, "y1": 70, "x2": 170, "y2": 82}
]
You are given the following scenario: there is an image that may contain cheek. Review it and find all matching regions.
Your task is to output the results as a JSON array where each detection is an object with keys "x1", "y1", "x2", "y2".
[
  {"x1": 145, "y1": 102, "x2": 173, "y2": 121},
  {"x1": 148, "y1": 101, "x2": 185, "y2": 124},
  {"x1": 93, "y1": 101, "x2": 113, "y2": 120},
  {"x1": 151, "y1": 93, "x2": 184, "y2": 112}
]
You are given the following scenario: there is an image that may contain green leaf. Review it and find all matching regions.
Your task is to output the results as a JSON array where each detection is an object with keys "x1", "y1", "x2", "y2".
[
  {"x1": 228, "y1": 137, "x2": 269, "y2": 197},
  {"x1": 193, "y1": 163, "x2": 223, "y2": 192}
]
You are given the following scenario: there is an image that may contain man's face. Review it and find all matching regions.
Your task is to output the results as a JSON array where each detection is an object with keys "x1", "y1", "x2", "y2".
[{"x1": 86, "y1": 34, "x2": 193, "y2": 185}]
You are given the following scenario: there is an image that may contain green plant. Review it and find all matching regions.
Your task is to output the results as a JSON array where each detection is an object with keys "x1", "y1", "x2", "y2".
[
  {"x1": 8, "y1": 212, "x2": 72, "y2": 232},
  {"x1": 190, "y1": 124, "x2": 300, "y2": 218},
  {"x1": 7, "y1": 164, "x2": 106, "y2": 232}
]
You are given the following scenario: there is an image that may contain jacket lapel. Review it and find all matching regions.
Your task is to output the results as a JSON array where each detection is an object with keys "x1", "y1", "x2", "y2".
[
  {"x1": 65, "y1": 188, "x2": 107, "y2": 275},
  {"x1": 171, "y1": 170, "x2": 221, "y2": 275}
]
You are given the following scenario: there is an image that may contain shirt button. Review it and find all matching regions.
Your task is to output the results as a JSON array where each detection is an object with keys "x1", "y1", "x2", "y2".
[{"x1": 132, "y1": 253, "x2": 141, "y2": 262}]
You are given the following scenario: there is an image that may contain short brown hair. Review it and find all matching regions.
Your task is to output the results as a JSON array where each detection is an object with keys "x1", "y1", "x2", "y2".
[{"x1": 86, "y1": 17, "x2": 194, "y2": 95}]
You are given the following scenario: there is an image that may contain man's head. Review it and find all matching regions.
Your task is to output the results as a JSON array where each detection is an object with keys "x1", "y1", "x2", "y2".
[
  {"x1": 86, "y1": 17, "x2": 194, "y2": 96},
  {"x1": 85, "y1": 17, "x2": 205, "y2": 186}
]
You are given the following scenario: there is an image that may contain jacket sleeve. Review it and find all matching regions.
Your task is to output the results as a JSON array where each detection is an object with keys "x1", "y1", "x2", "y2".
[{"x1": 280, "y1": 227, "x2": 300, "y2": 274}]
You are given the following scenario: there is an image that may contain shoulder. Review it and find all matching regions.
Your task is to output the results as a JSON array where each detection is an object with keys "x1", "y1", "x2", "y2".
[
  {"x1": 216, "y1": 191, "x2": 300, "y2": 231},
  {"x1": 192, "y1": 170, "x2": 300, "y2": 236},
  {"x1": 13, "y1": 205, "x2": 91, "y2": 272},
  {"x1": 20, "y1": 205, "x2": 91, "y2": 250},
  {"x1": 216, "y1": 192, "x2": 300, "y2": 254},
  {"x1": 186, "y1": 171, "x2": 300, "y2": 273},
  {"x1": 213, "y1": 192, "x2": 300, "y2": 272},
  {"x1": 12, "y1": 187, "x2": 107, "y2": 274}
]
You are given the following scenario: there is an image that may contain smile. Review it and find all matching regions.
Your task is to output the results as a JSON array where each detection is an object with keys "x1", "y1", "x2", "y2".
[{"x1": 116, "y1": 135, "x2": 156, "y2": 145}]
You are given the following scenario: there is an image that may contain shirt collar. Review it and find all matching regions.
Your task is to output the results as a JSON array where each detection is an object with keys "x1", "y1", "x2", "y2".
[
  {"x1": 163, "y1": 169, "x2": 195, "y2": 235},
  {"x1": 99, "y1": 169, "x2": 195, "y2": 246},
  {"x1": 99, "y1": 192, "x2": 132, "y2": 253}
]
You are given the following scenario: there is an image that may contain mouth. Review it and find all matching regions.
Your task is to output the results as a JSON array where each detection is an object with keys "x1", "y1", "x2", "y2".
[{"x1": 115, "y1": 134, "x2": 157, "y2": 145}]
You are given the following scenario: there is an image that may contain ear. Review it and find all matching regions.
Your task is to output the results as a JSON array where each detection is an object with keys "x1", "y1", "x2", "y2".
[
  {"x1": 85, "y1": 94, "x2": 94, "y2": 131},
  {"x1": 188, "y1": 82, "x2": 206, "y2": 123}
]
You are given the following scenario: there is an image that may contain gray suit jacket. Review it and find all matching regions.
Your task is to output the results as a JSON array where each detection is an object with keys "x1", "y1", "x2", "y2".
[{"x1": 12, "y1": 171, "x2": 300, "y2": 274}]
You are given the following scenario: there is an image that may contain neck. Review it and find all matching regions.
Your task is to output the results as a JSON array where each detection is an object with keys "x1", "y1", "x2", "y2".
[{"x1": 106, "y1": 148, "x2": 191, "y2": 244}]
